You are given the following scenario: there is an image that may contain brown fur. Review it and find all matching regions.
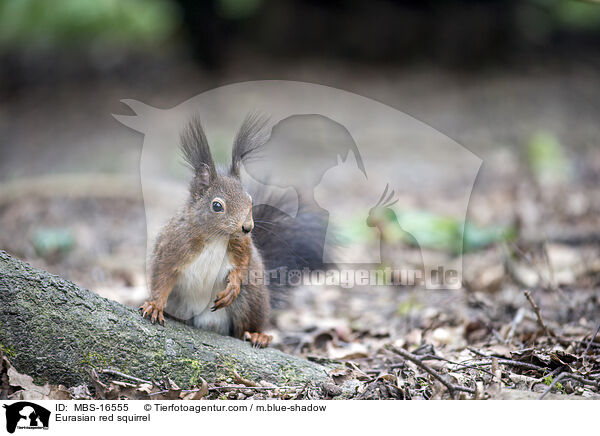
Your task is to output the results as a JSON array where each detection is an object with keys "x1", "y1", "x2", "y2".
[
  {"x1": 140, "y1": 116, "x2": 272, "y2": 347},
  {"x1": 211, "y1": 237, "x2": 251, "y2": 310}
]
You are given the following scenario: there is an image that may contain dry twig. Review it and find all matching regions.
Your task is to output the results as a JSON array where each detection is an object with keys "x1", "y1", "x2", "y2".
[
  {"x1": 471, "y1": 359, "x2": 545, "y2": 373},
  {"x1": 506, "y1": 307, "x2": 525, "y2": 344},
  {"x1": 583, "y1": 321, "x2": 600, "y2": 359},
  {"x1": 420, "y1": 354, "x2": 502, "y2": 383},
  {"x1": 385, "y1": 345, "x2": 476, "y2": 398},
  {"x1": 523, "y1": 290, "x2": 553, "y2": 337},
  {"x1": 538, "y1": 372, "x2": 600, "y2": 400},
  {"x1": 98, "y1": 368, "x2": 151, "y2": 385}
]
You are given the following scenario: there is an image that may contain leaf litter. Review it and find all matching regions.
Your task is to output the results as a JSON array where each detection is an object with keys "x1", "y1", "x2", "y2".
[{"x1": 1, "y1": 136, "x2": 600, "y2": 400}]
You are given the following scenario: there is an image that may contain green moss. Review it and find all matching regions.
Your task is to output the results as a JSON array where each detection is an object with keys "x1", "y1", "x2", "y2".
[
  {"x1": 150, "y1": 349, "x2": 169, "y2": 379},
  {"x1": 278, "y1": 365, "x2": 302, "y2": 385},
  {"x1": 177, "y1": 358, "x2": 206, "y2": 386},
  {"x1": 0, "y1": 343, "x2": 16, "y2": 358},
  {"x1": 216, "y1": 356, "x2": 241, "y2": 381},
  {"x1": 396, "y1": 294, "x2": 423, "y2": 316},
  {"x1": 80, "y1": 351, "x2": 114, "y2": 369},
  {"x1": 543, "y1": 375, "x2": 565, "y2": 393}
]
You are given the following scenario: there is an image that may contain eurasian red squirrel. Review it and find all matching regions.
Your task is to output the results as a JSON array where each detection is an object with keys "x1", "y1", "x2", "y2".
[{"x1": 140, "y1": 114, "x2": 325, "y2": 347}]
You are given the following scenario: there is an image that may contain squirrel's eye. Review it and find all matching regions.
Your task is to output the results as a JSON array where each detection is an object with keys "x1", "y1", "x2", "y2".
[{"x1": 211, "y1": 201, "x2": 224, "y2": 212}]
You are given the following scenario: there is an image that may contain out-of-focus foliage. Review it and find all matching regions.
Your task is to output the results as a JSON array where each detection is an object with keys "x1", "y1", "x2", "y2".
[
  {"x1": 539, "y1": 0, "x2": 600, "y2": 30},
  {"x1": 343, "y1": 210, "x2": 515, "y2": 255},
  {"x1": 0, "y1": 0, "x2": 181, "y2": 49},
  {"x1": 527, "y1": 131, "x2": 570, "y2": 185},
  {"x1": 31, "y1": 227, "x2": 75, "y2": 257},
  {"x1": 0, "y1": 0, "x2": 598, "y2": 62},
  {"x1": 396, "y1": 211, "x2": 515, "y2": 254},
  {"x1": 217, "y1": 0, "x2": 263, "y2": 19},
  {"x1": 518, "y1": 0, "x2": 600, "y2": 42}
]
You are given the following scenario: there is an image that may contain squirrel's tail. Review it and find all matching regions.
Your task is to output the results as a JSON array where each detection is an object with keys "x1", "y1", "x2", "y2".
[{"x1": 250, "y1": 188, "x2": 329, "y2": 308}]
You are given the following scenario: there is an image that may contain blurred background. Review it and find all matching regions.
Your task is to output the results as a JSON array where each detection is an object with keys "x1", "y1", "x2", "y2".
[{"x1": 1, "y1": 0, "x2": 600, "y2": 396}]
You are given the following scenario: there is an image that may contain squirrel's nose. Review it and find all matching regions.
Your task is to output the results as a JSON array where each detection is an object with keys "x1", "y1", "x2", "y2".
[{"x1": 242, "y1": 221, "x2": 253, "y2": 234}]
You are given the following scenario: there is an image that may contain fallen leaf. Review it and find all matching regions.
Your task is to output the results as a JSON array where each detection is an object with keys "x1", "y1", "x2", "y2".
[
  {"x1": 182, "y1": 379, "x2": 208, "y2": 400},
  {"x1": 7, "y1": 366, "x2": 52, "y2": 399}
]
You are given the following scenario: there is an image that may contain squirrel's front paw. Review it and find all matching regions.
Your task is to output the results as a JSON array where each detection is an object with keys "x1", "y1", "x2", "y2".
[
  {"x1": 139, "y1": 301, "x2": 165, "y2": 325},
  {"x1": 211, "y1": 281, "x2": 241, "y2": 311}
]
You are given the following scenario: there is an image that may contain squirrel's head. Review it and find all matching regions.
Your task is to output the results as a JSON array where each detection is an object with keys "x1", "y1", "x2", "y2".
[{"x1": 181, "y1": 114, "x2": 268, "y2": 239}]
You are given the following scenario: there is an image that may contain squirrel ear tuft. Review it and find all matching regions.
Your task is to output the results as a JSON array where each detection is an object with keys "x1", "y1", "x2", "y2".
[
  {"x1": 231, "y1": 113, "x2": 269, "y2": 177},
  {"x1": 180, "y1": 116, "x2": 216, "y2": 179}
]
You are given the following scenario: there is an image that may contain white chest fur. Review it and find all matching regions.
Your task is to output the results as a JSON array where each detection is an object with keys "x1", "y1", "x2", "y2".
[{"x1": 165, "y1": 238, "x2": 233, "y2": 334}]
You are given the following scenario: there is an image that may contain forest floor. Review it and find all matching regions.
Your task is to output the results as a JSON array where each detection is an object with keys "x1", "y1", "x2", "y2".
[
  {"x1": 2, "y1": 164, "x2": 600, "y2": 400},
  {"x1": 1, "y1": 59, "x2": 600, "y2": 400}
]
